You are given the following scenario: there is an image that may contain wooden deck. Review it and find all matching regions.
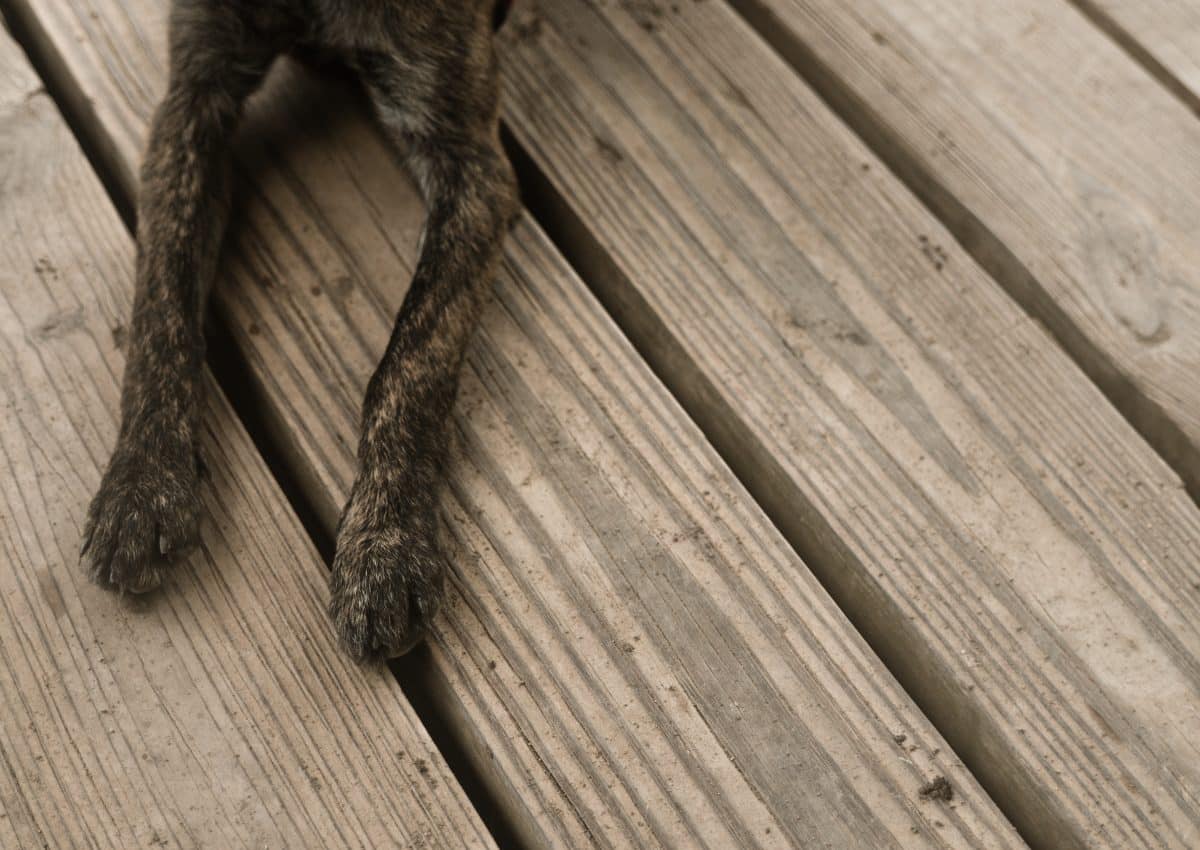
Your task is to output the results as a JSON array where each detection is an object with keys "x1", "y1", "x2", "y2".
[{"x1": 1, "y1": 0, "x2": 1197, "y2": 847}]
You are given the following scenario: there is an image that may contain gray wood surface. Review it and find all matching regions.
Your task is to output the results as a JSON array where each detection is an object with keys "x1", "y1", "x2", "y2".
[
  {"x1": 0, "y1": 25, "x2": 494, "y2": 850},
  {"x1": 495, "y1": 2, "x2": 1200, "y2": 849},
  {"x1": 726, "y1": 0, "x2": 1200, "y2": 497},
  {"x1": 1, "y1": 0, "x2": 1029, "y2": 846}
]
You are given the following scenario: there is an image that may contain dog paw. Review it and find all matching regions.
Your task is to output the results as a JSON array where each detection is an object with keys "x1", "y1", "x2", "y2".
[
  {"x1": 329, "y1": 501, "x2": 445, "y2": 661},
  {"x1": 81, "y1": 441, "x2": 202, "y2": 594}
]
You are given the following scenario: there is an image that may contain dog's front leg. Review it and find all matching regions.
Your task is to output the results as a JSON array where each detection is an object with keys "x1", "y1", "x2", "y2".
[
  {"x1": 329, "y1": 50, "x2": 519, "y2": 658},
  {"x1": 82, "y1": 4, "x2": 279, "y2": 592}
]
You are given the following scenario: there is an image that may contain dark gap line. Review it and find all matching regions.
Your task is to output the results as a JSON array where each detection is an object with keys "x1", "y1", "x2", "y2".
[
  {"x1": 719, "y1": 0, "x2": 1200, "y2": 508},
  {"x1": 2, "y1": 4, "x2": 526, "y2": 847},
  {"x1": 1065, "y1": 0, "x2": 1200, "y2": 119}
]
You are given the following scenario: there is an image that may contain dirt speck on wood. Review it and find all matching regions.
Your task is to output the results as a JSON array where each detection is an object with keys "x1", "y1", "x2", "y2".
[{"x1": 919, "y1": 775, "x2": 954, "y2": 802}]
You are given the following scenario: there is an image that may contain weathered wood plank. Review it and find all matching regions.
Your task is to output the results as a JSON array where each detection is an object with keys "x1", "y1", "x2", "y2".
[
  {"x1": 2, "y1": 0, "x2": 1031, "y2": 846},
  {"x1": 494, "y1": 2, "x2": 1200, "y2": 849},
  {"x1": 0, "y1": 26, "x2": 494, "y2": 850},
  {"x1": 726, "y1": 0, "x2": 1200, "y2": 497},
  {"x1": 1071, "y1": 0, "x2": 1200, "y2": 114}
]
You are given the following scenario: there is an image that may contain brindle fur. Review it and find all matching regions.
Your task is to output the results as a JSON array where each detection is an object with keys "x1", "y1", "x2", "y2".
[{"x1": 81, "y1": 0, "x2": 519, "y2": 660}]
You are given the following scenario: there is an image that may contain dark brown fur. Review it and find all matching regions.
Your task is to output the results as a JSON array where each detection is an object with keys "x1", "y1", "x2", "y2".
[{"x1": 82, "y1": 0, "x2": 518, "y2": 660}]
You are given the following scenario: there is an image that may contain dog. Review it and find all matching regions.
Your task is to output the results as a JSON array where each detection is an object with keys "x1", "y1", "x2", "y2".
[{"x1": 81, "y1": 0, "x2": 519, "y2": 660}]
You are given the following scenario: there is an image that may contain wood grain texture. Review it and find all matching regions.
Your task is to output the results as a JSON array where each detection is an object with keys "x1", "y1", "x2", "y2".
[
  {"x1": 495, "y1": 2, "x2": 1200, "y2": 849},
  {"x1": 0, "y1": 26, "x2": 494, "y2": 850},
  {"x1": 723, "y1": 0, "x2": 1200, "y2": 498},
  {"x1": 1069, "y1": 0, "x2": 1200, "y2": 114},
  {"x1": 1, "y1": 0, "x2": 1031, "y2": 846}
]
